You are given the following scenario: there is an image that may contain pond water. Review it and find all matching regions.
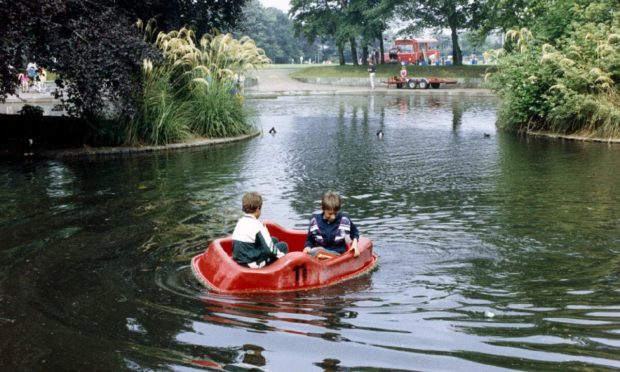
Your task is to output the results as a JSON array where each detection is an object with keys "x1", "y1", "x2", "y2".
[{"x1": 2, "y1": 94, "x2": 620, "y2": 370}]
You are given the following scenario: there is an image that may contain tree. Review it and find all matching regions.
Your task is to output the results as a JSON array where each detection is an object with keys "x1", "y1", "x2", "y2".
[
  {"x1": 290, "y1": 0, "x2": 344, "y2": 64},
  {"x1": 237, "y1": 1, "x2": 300, "y2": 64},
  {"x1": 291, "y1": 0, "x2": 391, "y2": 65},
  {"x1": 399, "y1": 0, "x2": 474, "y2": 65},
  {"x1": 127, "y1": 0, "x2": 248, "y2": 37}
]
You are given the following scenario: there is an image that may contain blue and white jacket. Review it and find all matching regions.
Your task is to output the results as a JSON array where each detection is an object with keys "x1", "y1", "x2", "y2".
[
  {"x1": 304, "y1": 212, "x2": 360, "y2": 254},
  {"x1": 232, "y1": 214, "x2": 278, "y2": 265}
]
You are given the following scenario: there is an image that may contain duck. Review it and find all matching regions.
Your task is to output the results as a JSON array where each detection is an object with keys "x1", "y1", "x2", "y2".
[
  {"x1": 376, "y1": 129, "x2": 384, "y2": 139},
  {"x1": 268, "y1": 127, "x2": 276, "y2": 135},
  {"x1": 483, "y1": 133, "x2": 490, "y2": 138}
]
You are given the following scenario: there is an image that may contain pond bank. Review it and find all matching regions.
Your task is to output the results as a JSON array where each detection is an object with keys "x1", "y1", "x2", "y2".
[
  {"x1": 38, "y1": 132, "x2": 260, "y2": 159},
  {"x1": 527, "y1": 130, "x2": 620, "y2": 144}
]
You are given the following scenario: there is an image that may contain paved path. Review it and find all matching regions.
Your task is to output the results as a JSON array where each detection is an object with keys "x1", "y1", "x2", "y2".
[
  {"x1": 249, "y1": 68, "x2": 366, "y2": 93},
  {"x1": 2, "y1": 68, "x2": 493, "y2": 108},
  {"x1": 246, "y1": 67, "x2": 493, "y2": 97}
]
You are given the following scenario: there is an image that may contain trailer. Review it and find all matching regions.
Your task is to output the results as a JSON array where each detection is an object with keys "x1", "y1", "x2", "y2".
[{"x1": 384, "y1": 77, "x2": 457, "y2": 89}]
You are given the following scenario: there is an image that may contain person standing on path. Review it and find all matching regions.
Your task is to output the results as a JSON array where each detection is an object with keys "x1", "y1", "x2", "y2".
[{"x1": 368, "y1": 62, "x2": 376, "y2": 90}]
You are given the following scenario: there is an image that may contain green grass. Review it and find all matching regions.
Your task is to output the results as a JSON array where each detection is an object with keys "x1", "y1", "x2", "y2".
[{"x1": 290, "y1": 64, "x2": 494, "y2": 79}]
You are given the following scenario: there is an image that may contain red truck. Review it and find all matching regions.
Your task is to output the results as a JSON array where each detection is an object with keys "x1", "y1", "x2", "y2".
[{"x1": 384, "y1": 36, "x2": 441, "y2": 65}]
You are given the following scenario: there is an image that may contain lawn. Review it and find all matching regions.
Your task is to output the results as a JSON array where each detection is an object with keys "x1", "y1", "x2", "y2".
[{"x1": 288, "y1": 64, "x2": 494, "y2": 79}]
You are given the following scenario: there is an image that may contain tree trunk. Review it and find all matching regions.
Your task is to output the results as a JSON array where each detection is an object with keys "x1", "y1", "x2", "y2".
[
  {"x1": 449, "y1": 24, "x2": 462, "y2": 65},
  {"x1": 338, "y1": 44, "x2": 345, "y2": 65},
  {"x1": 362, "y1": 45, "x2": 369, "y2": 65},
  {"x1": 379, "y1": 32, "x2": 385, "y2": 64},
  {"x1": 350, "y1": 38, "x2": 358, "y2": 65}
]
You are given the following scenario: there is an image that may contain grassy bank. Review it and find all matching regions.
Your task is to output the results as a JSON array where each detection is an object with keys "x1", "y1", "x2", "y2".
[{"x1": 290, "y1": 64, "x2": 493, "y2": 79}]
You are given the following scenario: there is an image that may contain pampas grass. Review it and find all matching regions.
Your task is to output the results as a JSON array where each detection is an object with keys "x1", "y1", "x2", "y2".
[
  {"x1": 129, "y1": 26, "x2": 270, "y2": 145},
  {"x1": 487, "y1": 7, "x2": 620, "y2": 139}
]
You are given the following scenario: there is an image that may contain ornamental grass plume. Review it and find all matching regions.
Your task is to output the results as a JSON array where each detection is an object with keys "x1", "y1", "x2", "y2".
[{"x1": 129, "y1": 27, "x2": 270, "y2": 145}]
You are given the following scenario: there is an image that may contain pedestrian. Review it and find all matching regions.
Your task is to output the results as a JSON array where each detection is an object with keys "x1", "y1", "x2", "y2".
[
  {"x1": 26, "y1": 63, "x2": 38, "y2": 89},
  {"x1": 18, "y1": 72, "x2": 29, "y2": 93},
  {"x1": 36, "y1": 67, "x2": 47, "y2": 92},
  {"x1": 368, "y1": 62, "x2": 376, "y2": 90}
]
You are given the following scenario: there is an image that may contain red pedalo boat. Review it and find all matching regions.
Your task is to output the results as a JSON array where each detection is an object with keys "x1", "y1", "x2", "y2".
[{"x1": 191, "y1": 221, "x2": 378, "y2": 294}]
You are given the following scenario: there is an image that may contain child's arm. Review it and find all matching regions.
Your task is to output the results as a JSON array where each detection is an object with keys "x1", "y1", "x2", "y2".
[
  {"x1": 256, "y1": 226, "x2": 279, "y2": 258},
  {"x1": 303, "y1": 217, "x2": 317, "y2": 254},
  {"x1": 349, "y1": 220, "x2": 360, "y2": 257}
]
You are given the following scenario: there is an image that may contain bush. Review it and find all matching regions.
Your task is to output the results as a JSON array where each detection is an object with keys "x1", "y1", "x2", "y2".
[
  {"x1": 488, "y1": 4, "x2": 620, "y2": 138},
  {"x1": 18, "y1": 104, "x2": 44, "y2": 117}
]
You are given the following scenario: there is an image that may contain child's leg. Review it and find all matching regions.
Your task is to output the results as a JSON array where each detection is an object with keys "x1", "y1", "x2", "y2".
[
  {"x1": 308, "y1": 247, "x2": 339, "y2": 257},
  {"x1": 271, "y1": 237, "x2": 288, "y2": 254}
]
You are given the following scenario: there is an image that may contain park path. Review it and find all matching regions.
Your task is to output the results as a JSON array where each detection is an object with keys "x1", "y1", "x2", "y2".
[{"x1": 248, "y1": 67, "x2": 370, "y2": 94}]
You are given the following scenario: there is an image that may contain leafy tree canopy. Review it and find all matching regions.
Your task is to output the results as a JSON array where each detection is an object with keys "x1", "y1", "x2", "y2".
[
  {"x1": 0, "y1": 0, "x2": 247, "y2": 118},
  {"x1": 237, "y1": 1, "x2": 301, "y2": 64}
]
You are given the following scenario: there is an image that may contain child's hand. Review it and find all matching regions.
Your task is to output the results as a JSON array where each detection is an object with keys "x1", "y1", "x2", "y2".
[
  {"x1": 276, "y1": 250, "x2": 285, "y2": 258},
  {"x1": 303, "y1": 247, "x2": 311, "y2": 254},
  {"x1": 350, "y1": 241, "x2": 360, "y2": 258}
]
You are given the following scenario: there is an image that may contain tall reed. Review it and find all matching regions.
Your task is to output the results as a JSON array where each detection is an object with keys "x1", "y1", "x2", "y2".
[
  {"x1": 129, "y1": 26, "x2": 270, "y2": 145},
  {"x1": 127, "y1": 60, "x2": 192, "y2": 145},
  {"x1": 487, "y1": 3, "x2": 620, "y2": 138}
]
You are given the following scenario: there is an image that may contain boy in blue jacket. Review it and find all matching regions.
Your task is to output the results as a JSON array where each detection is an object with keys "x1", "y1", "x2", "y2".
[
  {"x1": 232, "y1": 192, "x2": 288, "y2": 268},
  {"x1": 303, "y1": 191, "x2": 360, "y2": 258}
]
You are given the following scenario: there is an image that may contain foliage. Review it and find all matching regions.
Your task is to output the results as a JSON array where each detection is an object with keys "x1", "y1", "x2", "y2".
[
  {"x1": 188, "y1": 80, "x2": 250, "y2": 138},
  {"x1": 290, "y1": 0, "x2": 343, "y2": 63},
  {"x1": 487, "y1": 2, "x2": 620, "y2": 137},
  {"x1": 17, "y1": 104, "x2": 44, "y2": 117},
  {"x1": 127, "y1": 0, "x2": 249, "y2": 37},
  {"x1": 397, "y1": 0, "x2": 476, "y2": 65},
  {"x1": 290, "y1": 0, "x2": 389, "y2": 65},
  {"x1": 126, "y1": 61, "x2": 192, "y2": 145},
  {"x1": 128, "y1": 28, "x2": 269, "y2": 144},
  {"x1": 237, "y1": 1, "x2": 301, "y2": 64},
  {"x1": 0, "y1": 0, "x2": 248, "y2": 120}
]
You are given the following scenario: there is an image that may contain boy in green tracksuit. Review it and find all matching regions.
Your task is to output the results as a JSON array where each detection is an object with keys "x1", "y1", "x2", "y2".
[{"x1": 232, "y1": 192, "x2": 288, "y2": 268}]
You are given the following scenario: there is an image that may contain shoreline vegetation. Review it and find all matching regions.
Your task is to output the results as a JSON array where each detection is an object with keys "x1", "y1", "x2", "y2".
[
  {"x1": 485, "y1": 2, "x2": 620, "y2": 141},
  {"x1": 40, "y1": 131, "x2": 261, "y2": 159},
  {"x1": 126, "y1": 26, "x2": 270, "y2": 146},
  {"x1": 4, "y1": 62, "x2": 618, "y2": 159}
]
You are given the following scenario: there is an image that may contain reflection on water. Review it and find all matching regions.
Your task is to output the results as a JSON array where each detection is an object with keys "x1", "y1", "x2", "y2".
[{"x1": 1, "y1": 95, "x2": 620, "y2": 370}]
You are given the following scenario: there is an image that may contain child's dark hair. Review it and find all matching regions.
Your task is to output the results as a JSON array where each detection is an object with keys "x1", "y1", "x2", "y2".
[
  {"x1": 242, "y1": 192, "x2": 262, "y2": 213},
  {"x1": 321, "y1": 191, "x2": 342, "y2": 211}
]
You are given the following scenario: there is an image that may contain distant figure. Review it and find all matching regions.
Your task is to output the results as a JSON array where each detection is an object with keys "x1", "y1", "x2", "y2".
[
  {"x1": 36, "y1": 67, "x2": 47, "y2": 92},
  {"x1": 18, "y1": 72, "x2": 29, "y2": 92},
  {"x1": 26, "y1": 63, "x2": 37, "y2": 88},
  {"x1": 398, "y1": 64, "x2": 408, "y2": 88},
  {"x1": 268, "y1": 127, "x2": 276, "y2": 135},
  {"x1": 376, "y1": 130, "x2": 384, "y2": 139},
  {"x1": 368, "y1": 62, "x2": 376, "y2": 90},
  {"x1": 388, "y1": 48, "x2": 398, "y2": 61},
  {"x1": 24, "y1": 138, "x2": 34, "y2": 157}
]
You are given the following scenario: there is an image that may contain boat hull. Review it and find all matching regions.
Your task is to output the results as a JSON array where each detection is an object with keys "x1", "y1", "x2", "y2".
[{"x1": 191, "y1": 221, "x2": 378, "y2": 294}]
